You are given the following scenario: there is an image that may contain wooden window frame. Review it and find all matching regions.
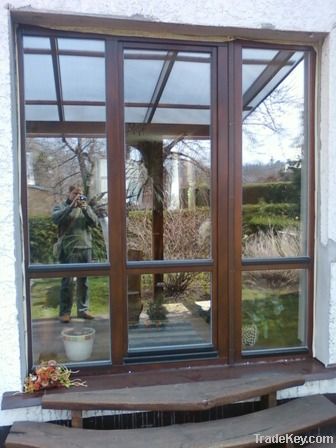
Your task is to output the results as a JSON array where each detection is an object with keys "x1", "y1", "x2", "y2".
[{"x1": 17, "y1": 25, "x2": 316, "y2": 373}]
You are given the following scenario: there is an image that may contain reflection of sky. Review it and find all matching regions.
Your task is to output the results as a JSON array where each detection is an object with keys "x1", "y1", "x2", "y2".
[{"x1": 243, "y1": 61, "x2": 304, "y2": 166}]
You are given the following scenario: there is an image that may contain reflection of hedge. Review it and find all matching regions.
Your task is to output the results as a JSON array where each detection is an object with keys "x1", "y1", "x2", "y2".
[
  {"x1": 243, "y1": 181, "x2": 298, "y2": 204},
  {"x1": 29, "y1": 199, "x2": 299, "y2": 263},
  {"x1": 127, "y1": 208, "x2": 211, "y2": 260},
  {"x1": 29, "y1": 216, "x2": 106, "y2": 264},
  {"x1": 242, "y1": 203, "x2": 299, "y2": 235}
]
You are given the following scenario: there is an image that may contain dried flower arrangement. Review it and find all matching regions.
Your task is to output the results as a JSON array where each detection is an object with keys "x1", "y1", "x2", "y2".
[{"x1": 24, "y1": 360, "x2": 86, "y2": 393}]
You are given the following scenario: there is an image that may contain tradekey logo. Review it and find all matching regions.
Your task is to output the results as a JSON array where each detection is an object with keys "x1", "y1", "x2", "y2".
[{"x1": 255, "y1": 433, "x2": 335, "y2": 445}]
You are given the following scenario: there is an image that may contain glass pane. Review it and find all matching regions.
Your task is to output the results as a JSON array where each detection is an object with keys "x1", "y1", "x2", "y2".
[
  {"x1": 30, "y1": 276, "x2": 111, "y2": 364},
  {"x1": 124, "y1": 49, "x2": 212, "y2": 261},
  {"x1": 242, "y1": 49, "x2": 278, "y2": 93},
  {"x1": 128, "y1": 272, "x2": 212, "y2": 350},
  {"x1": 25, "y1": 105, "x2": 59, "y2": 121},
  {"x1": 125, "y1": 107, "x2": 148, "y2": 123},
  {"x1": 124, "y1": 57, "x2": 165, "y2": 103},
  {"x1": 242, "y1": 64, "x2": 267, "y2": 94},
  {"x1": 59, "y1": 56, "x2": 105, "y2": 101},
  {"x1": 57, "y1": 38, "x2": 105, "y2": 52},
  {"x1": 24, "y1": 54, "x2": 57, "y2": 100},
  {"x1": 152, "y1": 108, "x2": 210, "y2": 125},
  {"x1": 160, "y1": 60, "x2": 210, "y2": 105},
  {"x1": 63, "y1": 105, "x2": 106, "y2": 122},
  {"x1": 242, "y1": 49, "x2": 308, "y2": 258},
  {"x1": 26, "y1": 137, "x2": 108, "y2": 265},
  {"x1": 242, "y1": 269, "x2": 307, "y2": 351},
  {"x1": 23, "y1": 36, "x2": 51, "y2": 49}
]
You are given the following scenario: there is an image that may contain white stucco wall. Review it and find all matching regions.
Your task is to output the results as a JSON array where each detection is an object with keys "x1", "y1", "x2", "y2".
[
  {"x1": 314, "y1": 27, "x2": 336, "y2": 366},
  {"x1": 0, "y1": 2, "x2": 25, "y2": 426},
  {"x1": 1, "y1": 0, "x2": 336, "y2": 426},
  {"x1": 2, "y1": 0, "x2": 336, "y2": 33}
]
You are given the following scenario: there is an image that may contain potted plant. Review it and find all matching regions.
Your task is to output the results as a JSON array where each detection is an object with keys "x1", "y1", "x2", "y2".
[
  {"x1": 147, "y1": 294, "x2": 168, "y2": 327},
  {"x1": 61, "y1": 327, "x2": 95, "y2": 362}
]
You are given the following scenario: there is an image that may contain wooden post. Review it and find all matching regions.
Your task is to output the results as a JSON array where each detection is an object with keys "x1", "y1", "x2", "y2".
[
  {"x1": 139, "y1": 140, "x2": 164, "y2": 297},
  {"x1": 260, "y1": 391, "x2": 277, "y2": 408},
  {"x1": 71, "y1": 410, "x2": 83, "y2": 428}
]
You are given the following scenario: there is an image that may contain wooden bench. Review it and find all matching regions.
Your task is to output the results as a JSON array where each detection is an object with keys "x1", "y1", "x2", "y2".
[
  {"x1": 5, "y1": 395, "x2": 336, "y2": 448},
  {"x1": 41, "y1": 373, "x2": 305, "y2": 427}
]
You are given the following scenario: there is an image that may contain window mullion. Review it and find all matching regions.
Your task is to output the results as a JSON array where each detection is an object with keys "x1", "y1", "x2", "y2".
[
  {"x1": 106, "y1": 38, "x2": 127, "y2": 364},
  {"x1": 228, "y1": 41, "x2": 243, "y2": 364}
]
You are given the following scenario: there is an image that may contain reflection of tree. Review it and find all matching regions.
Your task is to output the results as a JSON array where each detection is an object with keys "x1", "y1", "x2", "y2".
[
  {"x1": 244, "y1": 82, "x2": 300, "y2": 132},
  {"x1": 126, "y1": 136, "x2": 211, "y2": 297},
  {"x1": 27, "y1": 137, "x2": 106, "y2": 200},
  {"x1": 60, "y1": 138, "x2": 101, "y2": 197},
  {"x1": 126, "y1": 138, "x2": 210, "y2": 208},
  {"x1": 243, "y1": 81, "x2": 302, "y2": 153}
]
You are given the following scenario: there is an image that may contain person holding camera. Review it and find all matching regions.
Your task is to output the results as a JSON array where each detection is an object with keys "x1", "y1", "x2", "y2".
[{"x1": 52, "y1": 185, "x2": 99, "y2": 323}]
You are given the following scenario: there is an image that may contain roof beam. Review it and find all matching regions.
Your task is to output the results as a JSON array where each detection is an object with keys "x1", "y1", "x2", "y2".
[
  {"x1": 50, "y1": 37, "x2": 65, "y2": 122},
  {"x1": 143, "y1": 51, "x2": 178, "y2": 124},
  {"x1": 242, "y1": 50, "x2": 300, "y2": 121}
]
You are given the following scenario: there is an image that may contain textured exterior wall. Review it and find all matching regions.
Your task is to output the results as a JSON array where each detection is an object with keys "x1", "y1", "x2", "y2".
[
  {"x1": 1, "y1": 0, "x2": 336, "y2": 425},
  {"x1": 0, "y1": 3, "x2": 24, "y2": 425},
  {"x1": 314, "y1": 28, "x2": 336, "y2": 366},
  {"x1": 4, "y1": 0, "x2": 336, "y2": 33}
]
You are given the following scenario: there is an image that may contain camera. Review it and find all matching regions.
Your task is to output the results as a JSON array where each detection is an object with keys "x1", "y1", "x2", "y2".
[{"x1": 77, "y1": 194, "x2": 87, "y2": 208}]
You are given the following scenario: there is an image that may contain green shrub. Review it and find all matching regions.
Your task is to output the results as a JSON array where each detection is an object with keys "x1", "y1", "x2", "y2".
[
  {"x1": 245, "y1": 215, "x2": 299, "y2": 235},
  {"x1": 29, "y1": 217, "x2": 58, "y2": 264},
  {"x1": 29, "y1": 216, "x2": 107, "y2": 264},
  {"x1": 242, "y1": 203, "x2": 299, "y2": 235}
]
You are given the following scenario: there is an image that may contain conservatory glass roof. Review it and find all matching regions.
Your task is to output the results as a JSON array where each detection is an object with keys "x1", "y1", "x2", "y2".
[{"x1": 23, "y1": 36, "x2": 304, "y2": 132}]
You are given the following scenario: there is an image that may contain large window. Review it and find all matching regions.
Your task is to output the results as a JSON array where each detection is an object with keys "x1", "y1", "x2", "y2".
[
  {"x1": 19, "y1": 29, "x2": 315, "y2": 370},
  {"x1": 241, "y1": 46, "x2": 313, "y2": 355}
]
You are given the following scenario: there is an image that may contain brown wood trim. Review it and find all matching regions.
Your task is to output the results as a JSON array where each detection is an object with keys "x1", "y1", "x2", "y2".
[
  {"x1": 26, "y1": 121, "x2": 209, "y2": 138},
  {"x1": 228, "y1": 42, "x2": 243, "y2": 364},
  {"x1": 23, "y1": 48, "x2": 51, "y2": 55},
  {"x1": 12, "y1": 11, "x2": 326, "y2": 44},
  {"x1": 306, "y1": 48, "x2": 316, "y2": 355},
  {"x1": 216, "y1": 45, "x2": 229, "y2": 358},
  {"x1": 235, "y1": 39, "x2": 318, "y2": 52},
  {"x1": 26, "y1": 121, "x2": 106, "y2": 136},
  {"x1": 242, "y1": 261, "x2": 312, "y2": 271},
  {"x1": 27, "y1": 266, "x2": 111, "y2": 279},
  {"x1": 24, "y1": 47, "x2": 105, "y2": 57},
  {"x1": 210, "y1": 47, "x2": 219, "y2": 353},
  {"x1": 125, "y1": 53, "x2": 211, "y2": 63},
  {"x1": 56, "y1": 49, "x2": 105, "y2": 57},
  {"x1": 122, "y1": 41, "x2": 220, "y2": 53},
  {"x1": 25, "y1": 100, "x2": 106, "y2": 106},
  {"x1": 126, "y1": 264, "x2": 213, "y2": 275},
  {"x1": 125, "y1": 102, "x2": 210, "y2": 110},
  {"x1": 106, "y1": 38, "x2": 127, "y2": 365}
]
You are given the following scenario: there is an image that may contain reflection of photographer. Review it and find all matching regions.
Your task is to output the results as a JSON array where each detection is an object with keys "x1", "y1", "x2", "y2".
[{"x1": 52, "y1": 185, "x2": 99, "y2": 323}]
